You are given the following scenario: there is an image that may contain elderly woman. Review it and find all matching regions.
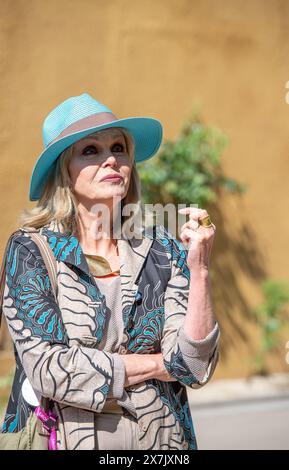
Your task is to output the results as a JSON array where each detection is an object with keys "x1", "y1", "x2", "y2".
[{"x1": 1, "y1": 93, "x2": 220, "y2": 450}]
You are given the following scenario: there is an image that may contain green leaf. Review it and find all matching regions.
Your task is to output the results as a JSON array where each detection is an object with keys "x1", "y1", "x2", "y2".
[{"x1": 139, "y1": 110, "x2": 243, "y2": 210}]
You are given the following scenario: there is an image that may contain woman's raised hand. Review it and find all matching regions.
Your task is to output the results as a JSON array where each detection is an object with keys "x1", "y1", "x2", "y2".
[{"x1": 178, "y1": 207, "x2": 216, "y2": 274}]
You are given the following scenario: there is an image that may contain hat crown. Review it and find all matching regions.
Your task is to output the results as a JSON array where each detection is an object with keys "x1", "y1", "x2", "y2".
[{"x1": 42, "y1": 93, "x2": 113, "y2": 147}]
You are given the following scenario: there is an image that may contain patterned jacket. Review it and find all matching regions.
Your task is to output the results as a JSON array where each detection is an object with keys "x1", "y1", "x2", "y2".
[{"x1": 1, "y1": 222, "x2": 220, "y2": 450}]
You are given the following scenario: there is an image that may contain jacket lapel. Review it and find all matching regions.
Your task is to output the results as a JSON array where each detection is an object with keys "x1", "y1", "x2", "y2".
[
  {"x1": 117, "y1": 233, "x2": 154, "y2": 330},
  {"x1": 41, "y1": 222, "x2": 154, "y2": 331}
]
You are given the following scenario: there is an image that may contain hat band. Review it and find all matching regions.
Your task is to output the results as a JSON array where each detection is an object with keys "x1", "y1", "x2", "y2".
[{"x1": 49, "y1": 112, "x2": 119, "y2": 146}]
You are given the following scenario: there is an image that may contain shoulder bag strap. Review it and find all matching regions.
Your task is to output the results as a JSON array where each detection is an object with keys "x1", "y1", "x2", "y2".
[
  {"x1": 0, "y1": 227, "x2": 58, "y2": 327},
  {"x1": 0, "y1": 226, "x2": 59, "y2": 417},
  {"x1": 0, "y1": 229, "x2": 23, "y2": 329}
]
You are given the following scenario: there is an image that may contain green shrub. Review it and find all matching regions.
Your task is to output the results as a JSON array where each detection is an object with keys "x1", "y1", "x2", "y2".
[
  {"x1": 138, "y1": 112, "x2": 246, "y2": 211},
  {"x1": 253, "y1": 279, "x2": 289, "y2": 375}
]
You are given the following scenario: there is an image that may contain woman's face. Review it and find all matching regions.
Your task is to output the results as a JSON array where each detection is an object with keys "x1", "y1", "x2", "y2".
[{"x1": 68, "y1": 128, "x2": 133, "y2": 205}]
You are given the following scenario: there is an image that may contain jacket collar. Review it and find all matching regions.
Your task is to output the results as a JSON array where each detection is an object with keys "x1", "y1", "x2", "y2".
[{"x1": 40, "y1": 222, "x2": 155, "y2": 291}]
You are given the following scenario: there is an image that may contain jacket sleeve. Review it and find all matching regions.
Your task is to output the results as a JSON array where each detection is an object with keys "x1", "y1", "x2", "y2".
[
  {"x1": 161, "y1": 235, "x2": 220, "y2": 389},
  {"x1": 2, "y1": 234, "x2": 125, "y2": 413}
]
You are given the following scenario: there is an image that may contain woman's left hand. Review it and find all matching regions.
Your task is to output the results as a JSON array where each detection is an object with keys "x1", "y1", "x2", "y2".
[{"x1": 178, "y1": 207, "x2": 216, "y2": 273}]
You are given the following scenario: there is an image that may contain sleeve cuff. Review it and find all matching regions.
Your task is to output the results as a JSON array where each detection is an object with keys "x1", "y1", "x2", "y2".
[
  {"x1": 107, "y1": 353, "x2": 126, "y2": 399},
  {"x1": 177, "y1": 321, "x2": 220, "y2": 358}
]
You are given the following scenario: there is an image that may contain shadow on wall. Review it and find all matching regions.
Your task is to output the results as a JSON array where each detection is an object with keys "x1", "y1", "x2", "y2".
[{"x1": 209, "y1": 192, "x2": 268, "y2": 364}]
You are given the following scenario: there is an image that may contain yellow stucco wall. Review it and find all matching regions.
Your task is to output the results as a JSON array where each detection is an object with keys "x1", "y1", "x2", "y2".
[{"x1": 1, "y1": 0, "x2": 289, "y2": 378}]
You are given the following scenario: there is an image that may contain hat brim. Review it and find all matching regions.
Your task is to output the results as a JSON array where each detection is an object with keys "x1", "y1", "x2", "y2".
[{"x1": 29, "y1": 116, "x2": 162, "y2": 201}]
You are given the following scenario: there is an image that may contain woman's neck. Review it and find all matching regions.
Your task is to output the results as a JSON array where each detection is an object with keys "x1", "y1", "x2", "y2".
[
  {"x1": 74, "y1": 202, "x2": 121, "y2": 256},
  {"x1": 77, "y1": 232, "x2": 118, "y2": 258}
]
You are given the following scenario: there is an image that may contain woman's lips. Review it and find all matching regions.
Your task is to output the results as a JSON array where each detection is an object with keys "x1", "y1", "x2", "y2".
[{"x1": 100, "y1": 175, "x2": 123, "y2": 182}]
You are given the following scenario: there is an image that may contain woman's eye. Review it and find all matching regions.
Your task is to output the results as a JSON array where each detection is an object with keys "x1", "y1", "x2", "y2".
[
  {"x1": 81, "y1": 142, "x2": 125, "y2": 156},
  {"x1": 82, "y1": 145, "x2": 97, "y2": 156},
  {"x1": 112, "y1": 143, "x2": 125, "y2": 152}
]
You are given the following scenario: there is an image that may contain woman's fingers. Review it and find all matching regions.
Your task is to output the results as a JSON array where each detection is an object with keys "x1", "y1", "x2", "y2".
[
  {"x1": 178, "y1": 206, "x2": 209, "y2": 222},
  {"x1": 179, "y1": 208, "x2": 216, "y2": 235},
  {"x1": 180, "y1": 227, "x2": 203, "y2": 247},
  {"x1": 180, "y1": 220, "x2": 199, "y2": 232}
]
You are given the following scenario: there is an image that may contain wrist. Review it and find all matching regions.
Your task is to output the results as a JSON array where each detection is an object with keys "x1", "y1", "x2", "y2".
[
  {"x1": 150, "y1": 354, "x2": 163, "y2": 379},
  {"x1": 122, "y1": 353, "x2": 161, "y2": 386},
  {"x1": 189, "y1": 267, "x2": 210, "y2": 282}
]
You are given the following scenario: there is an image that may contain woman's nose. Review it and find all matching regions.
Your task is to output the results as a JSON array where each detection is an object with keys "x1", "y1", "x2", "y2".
[{"x1": 102, "y1": 152, "x2": 118, "y2": 165}]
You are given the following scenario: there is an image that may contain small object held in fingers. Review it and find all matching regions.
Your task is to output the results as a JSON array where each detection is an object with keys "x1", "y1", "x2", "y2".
[{"x1": 198, "y1": 215, "x2": 213, "y2": 227}]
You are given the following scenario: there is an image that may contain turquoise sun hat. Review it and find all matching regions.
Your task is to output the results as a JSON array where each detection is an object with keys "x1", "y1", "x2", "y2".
[{"x1": 29, "y1": 93, "x2": 163, "y2": 201}]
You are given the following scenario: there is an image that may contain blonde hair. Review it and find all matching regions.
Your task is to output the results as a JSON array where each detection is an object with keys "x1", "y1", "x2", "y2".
[{"x1": 17, "y1": 128, "x2": 155, "y2": 238}]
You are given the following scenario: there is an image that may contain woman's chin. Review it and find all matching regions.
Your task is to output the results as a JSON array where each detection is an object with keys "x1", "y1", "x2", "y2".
[{"x1": 86, "y1": 189, "x2": 126, "y2": 201}]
